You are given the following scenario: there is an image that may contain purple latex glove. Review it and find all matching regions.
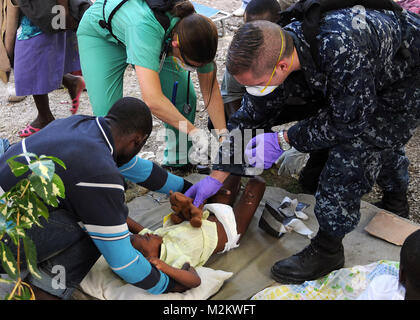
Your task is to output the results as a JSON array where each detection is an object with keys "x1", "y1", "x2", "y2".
[
  {"x1": 245, "y1": 132, "x2": 284, "y2": 169},
  {"x1": 184, "y1": 176, "x2": 223, "y2": 207}
]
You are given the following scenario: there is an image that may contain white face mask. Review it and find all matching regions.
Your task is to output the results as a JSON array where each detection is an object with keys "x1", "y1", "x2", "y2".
[
  {"x1": 245, "y1": 85, "x2": 279, "y2": 97},
  {"x1": 173, "y1": 57, "x2": 197, "y2": 73}
]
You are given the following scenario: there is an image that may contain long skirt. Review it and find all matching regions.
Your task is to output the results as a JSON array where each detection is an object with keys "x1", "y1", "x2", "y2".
[{"x1": 14, "y1": 31, "x2": 81, "y2": 96}]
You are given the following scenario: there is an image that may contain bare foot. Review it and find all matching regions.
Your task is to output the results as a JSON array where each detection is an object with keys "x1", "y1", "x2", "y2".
[
  {"x1": 29, "y1": 115, "x2": 55, "y2": 130},
  {"x1": 63, "y1": 74, "x2": 85, "y2": 101}
]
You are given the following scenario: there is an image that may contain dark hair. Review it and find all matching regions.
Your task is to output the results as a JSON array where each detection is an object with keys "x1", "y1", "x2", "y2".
[
  {"x1": 172, "y1": 1, "x2": 219, "y2": 109},
  {"x1": 226, "y1": 22, "x2": 264, "y2": 76},
  {"x1": 245, "y1": 0, "x2": 282, "y2": 23},
  {"x1": 173, "y1": 14, "x2": 218, "y2": 65},
  {"x1": 400, "y1": 229, "x2": 420, "y2": 293},
  {"x1": 227, "y1": 21, "x2": 293, "y2": 77},
  {"x1": 106, "y1": 97, "x2": 153, "y2": 136}
]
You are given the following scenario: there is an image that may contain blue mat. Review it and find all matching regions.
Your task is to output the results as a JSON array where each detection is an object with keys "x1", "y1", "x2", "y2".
[{"x1": 192, "y1": 1, "x2": 220, "y2": 17}]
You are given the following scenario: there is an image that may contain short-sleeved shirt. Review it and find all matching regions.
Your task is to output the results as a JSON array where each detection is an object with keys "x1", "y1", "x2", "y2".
[{"x1": 85, "y1": 0, "x2": 213, "y2": 73}]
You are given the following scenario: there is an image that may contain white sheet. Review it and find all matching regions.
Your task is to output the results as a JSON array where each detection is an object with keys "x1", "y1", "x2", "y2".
[{"x1": 80, "y1": 256, "x2": 233, "y2": 300}]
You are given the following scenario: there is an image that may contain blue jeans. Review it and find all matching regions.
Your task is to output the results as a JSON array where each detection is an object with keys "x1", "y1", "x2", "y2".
[
  {"x1": 0, "y1": 138, "x2": 10, "y2": 156},
  {"x1": 0, "y1": 209, "x2": 100, "y2": 299}
]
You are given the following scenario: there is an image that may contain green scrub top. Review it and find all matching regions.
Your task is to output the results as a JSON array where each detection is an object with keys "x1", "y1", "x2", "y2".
[
  {"x1": 77, "y1": 0, "x2": 215, "y2": 166},
  {"x1": 87, "y1": 0, "x2": 213, "y2": 73}
]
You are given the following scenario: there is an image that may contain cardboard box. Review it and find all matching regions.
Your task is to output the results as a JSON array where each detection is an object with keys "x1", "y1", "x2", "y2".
[{"x1": 365, "y1": 211, "x2": 420, "y2": 246}]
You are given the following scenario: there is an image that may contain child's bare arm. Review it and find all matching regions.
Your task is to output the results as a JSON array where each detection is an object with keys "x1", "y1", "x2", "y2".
[
  {"x1": 127, "y1": 217, "x2": 144, "y2": 234},
  {"x1": 149, "y1": 258, "x2": 201, "y2": 292}
]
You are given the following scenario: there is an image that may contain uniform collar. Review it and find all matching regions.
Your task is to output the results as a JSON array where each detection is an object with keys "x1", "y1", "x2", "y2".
[{"x1": 284, "y1": 25, "x2": 328, "y2": 96}]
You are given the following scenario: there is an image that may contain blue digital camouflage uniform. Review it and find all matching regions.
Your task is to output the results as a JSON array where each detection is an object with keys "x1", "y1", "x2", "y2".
[{"x1": 213, "y1": 8, "x2": 420, "y2": 237}]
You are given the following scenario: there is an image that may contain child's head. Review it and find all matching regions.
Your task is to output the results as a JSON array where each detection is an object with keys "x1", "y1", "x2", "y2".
[
  {"x1": 399, "y1": 229, "x2": 420, "y2": 299},
  {"x1": 130, "y1": 233, "x2": 163, "y2": 259},
  {"x1": 244, "y1": 0, "x2": 282, "y2": 23}
]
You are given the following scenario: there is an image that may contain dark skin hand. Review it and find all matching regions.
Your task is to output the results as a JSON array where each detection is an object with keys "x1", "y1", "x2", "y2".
[{"x1": 127, "y1": 216, "x2": 144, "y2": 234}]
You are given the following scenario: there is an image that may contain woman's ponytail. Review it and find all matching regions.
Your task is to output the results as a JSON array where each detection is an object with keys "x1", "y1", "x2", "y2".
[{"x1": 171, "y1": 0, "x2": 196, "y2": 18}]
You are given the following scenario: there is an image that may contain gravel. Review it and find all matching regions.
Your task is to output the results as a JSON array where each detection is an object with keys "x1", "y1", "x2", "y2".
[{"x1": 0, "y1": 0, "x2": 418, "y2": 224}]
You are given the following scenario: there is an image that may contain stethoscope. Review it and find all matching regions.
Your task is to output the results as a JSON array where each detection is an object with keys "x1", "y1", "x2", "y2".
[{"x1": 159, "y1": 38, "x2": 192, "y2": 116}]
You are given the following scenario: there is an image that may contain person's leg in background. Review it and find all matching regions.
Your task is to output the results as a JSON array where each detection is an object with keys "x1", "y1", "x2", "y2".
[
  {"x1": 62, "y1": 73, "x2": 86, "y2": 115},
  {"x1": 62, "y1": 31, "x2": 86, "y2": 115},
  {"x1": 20, "y1": 73, "x2": 83, "y2": 138},
  {"x1": 159, "y1": 56, "x2": 197, "y2": 171},
  {"x1": 14, "y1": 31, "x2": 83, "y2": 137},
  {"x1": 370, "y1": 72, "x2": 420, "y2": 218},
  {"x1": 27, "y1": 94, "x2": 54, "y2": 133},
  {"x1": 18, "y1": 74, "x2": 84, "y2": 137},
  {"x1": 0, "y1": 209, "x2": 101, "y2": 299},
  {"x1": 77, "y1": 26, "x2": 127, "y2": 116}
]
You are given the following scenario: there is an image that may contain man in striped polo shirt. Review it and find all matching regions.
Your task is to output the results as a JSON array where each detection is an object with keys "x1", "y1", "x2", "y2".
[{"x1": 0, "y1": 97, "x2": 193, "y2": 299}]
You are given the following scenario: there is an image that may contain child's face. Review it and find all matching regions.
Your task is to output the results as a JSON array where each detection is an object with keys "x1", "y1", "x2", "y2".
[{"x1": 130, "y1": 233, "x2": 163, "y2": 259}]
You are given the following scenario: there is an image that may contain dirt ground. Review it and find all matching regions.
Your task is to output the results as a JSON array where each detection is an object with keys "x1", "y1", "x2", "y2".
[{"x1": 0, "y1": 0, "x2": 419, "y2": 224}]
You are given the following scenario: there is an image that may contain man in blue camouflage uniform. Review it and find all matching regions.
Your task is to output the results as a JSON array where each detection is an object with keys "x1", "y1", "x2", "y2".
[{"x1": 185, "y1": 7, "x2": 420, "y2": 283}]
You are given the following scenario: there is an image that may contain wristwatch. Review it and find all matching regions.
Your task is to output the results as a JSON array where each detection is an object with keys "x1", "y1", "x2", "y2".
[{"x1": 278, "y1": 130, "x2": 291, "y2": 150}]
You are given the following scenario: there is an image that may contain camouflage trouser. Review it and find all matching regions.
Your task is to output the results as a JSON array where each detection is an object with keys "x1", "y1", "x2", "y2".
[
  {"x1": 315, "y1": 68, "x2": 420, "y2": 238},
  {"x1": 315, "y1": 141, "x2": 409, "y2": 238}
]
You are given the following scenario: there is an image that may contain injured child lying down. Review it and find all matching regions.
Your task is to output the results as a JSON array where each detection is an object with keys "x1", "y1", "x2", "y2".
[{"x1": 125, "y1": 176, "x2": 266, "y2": 293}]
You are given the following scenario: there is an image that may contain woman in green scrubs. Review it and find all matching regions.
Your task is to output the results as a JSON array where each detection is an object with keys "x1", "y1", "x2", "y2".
[{"x1": 77, "y1": 0, "x2": 227, "y2": 169}]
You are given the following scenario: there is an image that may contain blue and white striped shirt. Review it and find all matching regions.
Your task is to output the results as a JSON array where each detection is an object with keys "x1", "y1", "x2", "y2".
[{"x1": 0, "y1": 115, "x2": 170, "y2": 293}]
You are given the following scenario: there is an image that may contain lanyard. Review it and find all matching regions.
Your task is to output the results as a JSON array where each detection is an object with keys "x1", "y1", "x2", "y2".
[{"x1": 171, "y1": 61, "x2": 192, "y2": 115}]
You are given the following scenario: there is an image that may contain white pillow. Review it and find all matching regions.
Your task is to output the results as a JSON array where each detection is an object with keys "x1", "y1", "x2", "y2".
[{"x1": 80, "y1": 256, "x2": 233, "y2": 300}]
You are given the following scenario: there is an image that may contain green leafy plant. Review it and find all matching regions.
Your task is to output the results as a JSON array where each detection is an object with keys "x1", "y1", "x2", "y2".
[{"x1": 0, "y1": 153, "x2": 65, "y2": 300}]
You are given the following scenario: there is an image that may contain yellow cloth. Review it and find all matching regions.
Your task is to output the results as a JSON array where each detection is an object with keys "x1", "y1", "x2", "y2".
[{"x1": 139, "y1": 210, "x2": 218, "y2": 269}]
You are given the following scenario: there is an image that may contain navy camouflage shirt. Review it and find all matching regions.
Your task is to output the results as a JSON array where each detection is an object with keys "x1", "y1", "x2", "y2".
[{"x1": 213, "y1": 8, "x2": 420, "y2": 174}]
